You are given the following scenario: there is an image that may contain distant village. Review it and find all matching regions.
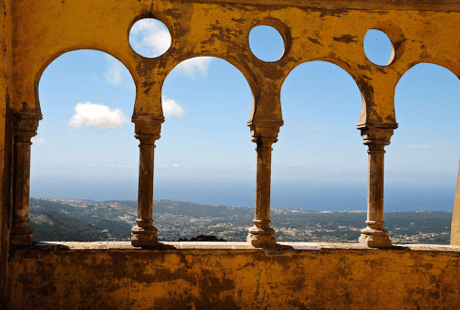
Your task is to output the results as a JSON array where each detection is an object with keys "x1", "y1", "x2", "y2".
[{"x1": 29, "y1": 198, "x2": 452, "y2": 245}]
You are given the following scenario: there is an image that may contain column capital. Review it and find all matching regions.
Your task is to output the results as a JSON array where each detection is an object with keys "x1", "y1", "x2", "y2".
[
  {"x1": 248, "y1": 120, "x2": 283, "y2": 145},
  {"x1": 357, "y1": 124, "x2": 397, "y2": 148},
  {"x1": 132, "y1": 114, "x2": 164, "y2": 145},
  {"x1": 13, "y1": 110, "x2": 42, "y2": 141}
]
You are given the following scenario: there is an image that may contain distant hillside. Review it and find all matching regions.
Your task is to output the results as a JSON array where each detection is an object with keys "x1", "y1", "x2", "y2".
[
  {"x1": 28, "y1": 198, "x2": 452, "y2": 244},
  {"x1": 30, "y1": 211, "x2": 115, "y2": 242}
]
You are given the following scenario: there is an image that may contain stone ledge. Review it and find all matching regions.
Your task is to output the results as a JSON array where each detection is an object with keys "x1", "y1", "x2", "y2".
[{"x1": 35, "y1": 241, "x2": 460, "y2": 252}]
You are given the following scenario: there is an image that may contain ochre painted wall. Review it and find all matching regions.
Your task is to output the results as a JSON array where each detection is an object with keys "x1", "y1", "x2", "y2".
[
  {"x1": 3, "y1": 0, "x2": 460, "y2": 308},
  {"x1": 6, "y1": 242, "x2": 460, "y2": 310},
  {"x1": 0, "y1": 0, "x2": 12, "y2": 305}
]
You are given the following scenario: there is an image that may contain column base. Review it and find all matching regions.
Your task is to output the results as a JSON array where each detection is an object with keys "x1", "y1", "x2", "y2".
[
  {"x1": 359, "y1": 227, "x2": 392, "y2": 248},
  {"x1": 10, "y1": 227, "x2": 34, "y2": 246},
  {"x1": 131, "y1": 226, "x2": 158, "y2": 248},
  {"x1": 247, "y1": 226, "x2": 276, "y2": 248}
]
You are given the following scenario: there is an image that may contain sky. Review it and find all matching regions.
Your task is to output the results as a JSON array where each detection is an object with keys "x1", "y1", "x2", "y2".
[{"x1": 30, "y1": 19, "x2": 460, "y2": 211}]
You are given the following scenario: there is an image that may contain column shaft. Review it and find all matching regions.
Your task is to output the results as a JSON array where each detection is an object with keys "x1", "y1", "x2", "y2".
[
  {"x1": 367, "y1": 147, "x2": 385, "y2": 226},
  {"x1": 131, "y1": 135, "x2": 159, "y2": 247},
  {"x1": 248, "y1": 137, "x2": 277, "y2": 247},
  {"x1": 138, "y1": 143, "x2": 155, "y2": 223},
  {"x1": 255, "y1": 142, "x2": 272, "y2": 227},
  {"x1": 10, "y1": 139, "x2": 34, "y2": 245}
]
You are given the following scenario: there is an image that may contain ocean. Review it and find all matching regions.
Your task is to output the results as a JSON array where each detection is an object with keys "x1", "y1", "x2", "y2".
[{"x1": 29, "y1": 175, "x2": 456, "y2": 212}]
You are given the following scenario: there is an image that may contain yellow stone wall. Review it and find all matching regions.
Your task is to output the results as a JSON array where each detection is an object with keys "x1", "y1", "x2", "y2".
[
  {"x1": 6, "y1": 242, "x2": 460, "y2": 310},
  {"x1": 2, "y1": 0, "x2": 460, "y2": 307},
  {"x1": 0, "y1": 0, "x2": 12, "y2": 303}
]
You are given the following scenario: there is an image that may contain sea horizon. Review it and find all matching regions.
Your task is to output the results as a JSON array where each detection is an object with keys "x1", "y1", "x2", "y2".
[{"x1": 30, "y1": 175, "x2": 456, "y2": 212}]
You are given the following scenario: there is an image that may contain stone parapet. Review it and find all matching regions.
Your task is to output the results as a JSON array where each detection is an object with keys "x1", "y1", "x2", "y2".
[{"x1": 6, "y1": 242, "x2": 460, "y2": 310}]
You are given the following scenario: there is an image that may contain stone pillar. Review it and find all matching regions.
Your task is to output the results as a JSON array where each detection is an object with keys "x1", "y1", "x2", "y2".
[
  {"x1": 10, "y1": 111, "x2": 41, "y2": 246},
  {"x1": 131, "y1": 115, "x2": 164, "y2": 248},
  {"x1": 247, "y1": 121, "x2": 281, "y2": 247},
  {"x1": 358, "y1": 125, "x2": 395, "y2": 248}
]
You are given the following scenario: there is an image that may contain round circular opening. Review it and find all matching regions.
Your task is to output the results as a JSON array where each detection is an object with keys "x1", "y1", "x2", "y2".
[
  {"x1": 249, "y1": 25, "x2": 285, "y2": 62},
  {"x1": 363, "y1": 29, "x2": 394, "y2": 66},
  {"x1": 129, "y1": 18, "x2": 172, "y2": 58}
]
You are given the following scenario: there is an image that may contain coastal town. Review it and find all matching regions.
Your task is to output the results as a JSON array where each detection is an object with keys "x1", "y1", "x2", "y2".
[{"x1": 29, "y1": 198, "x2": 452, "y2": 245}]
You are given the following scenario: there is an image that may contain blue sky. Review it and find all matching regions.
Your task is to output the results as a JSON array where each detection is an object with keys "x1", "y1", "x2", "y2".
[{"x1": 30, "y1": 20, "x2": 460, "y2": 211}]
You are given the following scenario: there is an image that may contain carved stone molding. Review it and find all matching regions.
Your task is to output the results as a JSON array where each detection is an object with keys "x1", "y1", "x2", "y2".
[
  {"x1": 133, "y1": 115, "x2": 164, "y2": 145},
  {"x1": 248, "y1": 120, "x2": 283, "y2": 143},
  {"x1": 12, "y1": 110, "x2": 41, "y2": 141},
  {"x1": 358, "y1": 124, "x2": 396, "y2": 149}
]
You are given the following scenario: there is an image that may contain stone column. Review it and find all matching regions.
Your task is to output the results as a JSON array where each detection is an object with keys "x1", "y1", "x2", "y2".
[
  {"x1": 10, "y1": 111, "x2": 41, "y2": 246},
  {"x1": 247, "y1": 121, "x2": 281, "y2": 247},
  {"x1": 131, "y1": 115, "x2": 164, "y2": 247},
  {"x1": 358, "y1": 125, "x2": 395, "y2": 248}
]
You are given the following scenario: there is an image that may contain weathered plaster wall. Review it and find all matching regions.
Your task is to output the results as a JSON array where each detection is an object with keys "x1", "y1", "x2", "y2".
[
  {"x1": 0, "y1": 0, "x2": 12, "y2": 305},
  {"x1": 2, "y1": 0, "x2": 460, "y2": 308},
  {"x1": 6, "y1": 242, "x2": 460, "y2": 310}
]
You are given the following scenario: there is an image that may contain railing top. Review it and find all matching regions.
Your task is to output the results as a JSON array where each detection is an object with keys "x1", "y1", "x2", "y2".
[{"x1": 35, "y1": 241, "x2": 460, "y2": 252}]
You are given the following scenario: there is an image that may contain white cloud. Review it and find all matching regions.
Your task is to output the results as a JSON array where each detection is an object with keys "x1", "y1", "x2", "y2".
[
  {"x1": 130, "y1": 19, "x2": 171, "y2": 56},
  {"x1": 407, "y1": 144, "x2": 437, "y2": 149},
  {"x1": 173, "y1": 163, "x2": 180, "y2": 167},
  {"x1": 104, "y1": 56, "x2": 124, "y2": 85},
  {"x1": 69, "y1": 102, "x2": 128, "y2": 130},
  {"x1": 162, "y1": 97, "x2": 184, "y2": 118},
  {"x1": 32, "y1": 138, "x2": 45, "y2": 145},
  {"x1": 175, "y1": 57, "x2": 212, "y2": 78}
]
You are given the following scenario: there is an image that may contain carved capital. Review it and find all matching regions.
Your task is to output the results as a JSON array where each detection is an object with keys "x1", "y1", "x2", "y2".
[
  {"x1": 357, "y1": 124, "x2": 397, "y2": 149},
  {"x1": 132, "y1": 115, "x2": 164, "y2": 145},
  {"x1": 248, "y1": 120, "x2": 283, "y2": 145},
  {"x1": 13, "y1": 111, "x2": 42, "y2": 142}
]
